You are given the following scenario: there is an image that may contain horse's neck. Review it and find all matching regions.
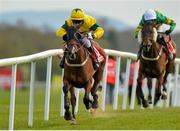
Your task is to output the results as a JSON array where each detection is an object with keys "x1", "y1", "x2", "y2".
[
  {"x1": 77, "y1": 48, "x2": 87, "y2": 62},
  {"x1": 151, "y1": 42, "x2": 160, "y2": 57}
]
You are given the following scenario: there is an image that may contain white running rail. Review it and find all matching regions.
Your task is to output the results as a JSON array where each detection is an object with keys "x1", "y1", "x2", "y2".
[{"x1": 0, "y1": 49, "x2": 180, "y2": 130}]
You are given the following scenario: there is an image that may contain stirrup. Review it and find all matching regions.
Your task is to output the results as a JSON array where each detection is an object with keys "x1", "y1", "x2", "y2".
[
  {"x1": 169, "y1": 53, "x2": 174, "y2": 60},
  {"x1": 93, "y1": 61, "x2": 99, "y2": 70}
]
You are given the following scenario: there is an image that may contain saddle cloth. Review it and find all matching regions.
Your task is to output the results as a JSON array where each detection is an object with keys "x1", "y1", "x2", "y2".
[
  {"x1": 167, "y1": 41, "x2": 176, "y2": 54},
  {"x1": 88, "y1": 46, "x2": 105, "y2": 63}
]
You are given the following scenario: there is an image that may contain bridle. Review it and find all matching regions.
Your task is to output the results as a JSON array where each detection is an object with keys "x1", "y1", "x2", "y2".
[
  {"x1": 64, "y1": 32, "x2": 87, "y2": 54},
  {"x1": 64, "y1": 32, "x2": 90, "y2": 67},
  {"x1": 141, "y1": 27, "x2": 164, "y2": 61}
]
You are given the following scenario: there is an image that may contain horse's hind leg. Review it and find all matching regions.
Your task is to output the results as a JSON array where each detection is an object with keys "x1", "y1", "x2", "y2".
[
  {"x1": 83, "y1": 80, "x2": 92, "y2": 110},
  {"x1": 91, "y1": 80, "x2": 99, "y2": 109},
  {"x1": 162, "y1": 72, "x2": 168, "y2": 100},
  {"x1": 91, "y1": 60, "x2": 105, "y2": 109},
  {"x1": 63, "y1": 80, "x2": 72, "y2": 121}
]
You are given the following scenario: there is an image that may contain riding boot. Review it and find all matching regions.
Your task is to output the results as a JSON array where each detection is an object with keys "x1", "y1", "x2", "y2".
[
  {"x1": 136, "y1": 43, "x2": 143, "y2": 61},
  {"x1": 59, "y1": 53, "x2": 66, "y2": 68},
  {"x1": 87, "y1": 46, "x2": 99, "y2": 70},
  {"x1": 160, "y1": 35, "x2": 174, "y2": 61}
]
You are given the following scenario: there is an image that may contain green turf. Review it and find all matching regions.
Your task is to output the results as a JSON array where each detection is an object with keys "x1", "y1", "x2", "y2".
[{"x1": 0, "y1": 88, "x2": 180, "y2": 130}]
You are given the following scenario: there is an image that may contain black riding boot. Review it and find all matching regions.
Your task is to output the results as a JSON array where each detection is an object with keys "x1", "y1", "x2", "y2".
[
  {"x1": 136, "y1": 44, "x2": 143, "y2": 61},
  {"x1": 87, "y1": 46, "x2": 99, "y2": 70},
  {"x1": 59, "y1": 53, "x2": 66, "y2": 68},
  {"x1": 59, "y1": 49, "x2": 67, "y2": 68}
]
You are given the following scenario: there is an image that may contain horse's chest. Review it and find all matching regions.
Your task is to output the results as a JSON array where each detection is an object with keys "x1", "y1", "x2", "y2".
[
  {"x1": 64, "y1": 70, "x2": 90, "y2": 84},
  {"x1": 141, "y1": 61, "x2": 162, "y2": 77}
]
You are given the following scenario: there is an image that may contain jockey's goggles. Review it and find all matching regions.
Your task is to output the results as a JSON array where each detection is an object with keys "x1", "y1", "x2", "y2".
[{"x1": 72, "y1": 20, "x2": 84, "y2": 25}]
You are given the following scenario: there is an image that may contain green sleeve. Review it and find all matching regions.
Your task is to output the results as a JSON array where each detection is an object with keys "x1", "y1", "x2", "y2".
[
  {"x1": 156, "y1": 11, "x2": 176, "y2": 32},
  {"x1": 134, "y1": 17, "x2": 144, "y2": 38}
]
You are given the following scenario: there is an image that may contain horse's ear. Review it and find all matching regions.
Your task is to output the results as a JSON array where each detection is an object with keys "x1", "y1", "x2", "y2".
[
  {"x1": 138, "y1": 30, "x2": 142, "y2": 44},
  {"x1": 153, "y1": 27, "x2": 158, "y2": 42}
]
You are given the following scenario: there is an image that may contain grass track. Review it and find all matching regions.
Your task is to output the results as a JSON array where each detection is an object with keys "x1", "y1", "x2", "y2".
[{"x1": 0, "y1": 88, "x2": 180, "y2": 130}]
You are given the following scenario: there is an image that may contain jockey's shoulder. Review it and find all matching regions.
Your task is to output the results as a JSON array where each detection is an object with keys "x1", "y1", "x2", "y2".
[
  {"x1": 65, "y1": 18, "x2": 73, "y2": 26},
  {"x1": 84, "y1": 15, "x2": 96, "y2": 27}
]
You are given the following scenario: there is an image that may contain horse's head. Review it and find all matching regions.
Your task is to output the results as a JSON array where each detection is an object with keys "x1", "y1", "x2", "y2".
[
  {"x1": 139, "y1": 21, "x2": 158, "y2": 52},
  {"x1": 65, "y1": 27, "x2": 85, "y2": 61}
]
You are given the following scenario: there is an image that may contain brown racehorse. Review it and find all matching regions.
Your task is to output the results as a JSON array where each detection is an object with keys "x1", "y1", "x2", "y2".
[
  {"x1": 62, "y1": 27, "x2": 106, "y2": 124},
  {"x1": 137, "y1": 21, "x2": 176, "y2": 107}
]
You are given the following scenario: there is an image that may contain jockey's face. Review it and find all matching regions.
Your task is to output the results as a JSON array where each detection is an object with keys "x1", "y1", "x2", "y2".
[{"x1": 72, "y1": 20, "x2": 84, "y2": 29}]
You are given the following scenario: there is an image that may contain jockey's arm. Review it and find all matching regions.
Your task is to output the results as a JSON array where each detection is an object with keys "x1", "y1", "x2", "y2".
[
  {"x1": 56, "y1": 19, "x2": 73, "y2": 41},
  {"x1": 156, "y1": 11, "x2": 176, "y2": 33},
  {"x1": 91, "y1": 24, "x2": 104, "y2": 39},
  {"x1": 87, "y1": 16, "x2": 104, "y2": 39},
  {"x1": 134, "y1": 18, "x2": 144, "y2": 38}
]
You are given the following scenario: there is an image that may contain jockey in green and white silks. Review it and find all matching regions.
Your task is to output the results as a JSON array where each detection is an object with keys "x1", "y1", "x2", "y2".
[{"x1": 135, "y1": 9, "x2": 176, "y2": 61}]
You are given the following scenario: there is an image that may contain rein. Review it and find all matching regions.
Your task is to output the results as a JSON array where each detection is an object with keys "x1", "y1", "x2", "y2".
[
  {"x1": 65, "y1": 49, "x2": 89, "y2": 67},
  {"x1": 141, "y1": 44, "x2": 163, "y2": 61}
]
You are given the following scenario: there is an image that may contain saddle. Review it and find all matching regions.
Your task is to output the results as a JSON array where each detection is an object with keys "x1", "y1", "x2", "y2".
[
  {"x1": 88, "y1": 41, "x2": 105, "y2": 63},
  {"x1": 157, "y1": 34, "x2": 176, "y2": 60}
]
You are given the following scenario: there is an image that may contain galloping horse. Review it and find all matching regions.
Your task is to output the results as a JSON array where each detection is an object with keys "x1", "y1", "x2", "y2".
[
  {"x1": 137, "y1": 21, "x2": 176, "y2": 107},
  {"x1": 62, "y1": 27, "x2": 106, "y2": 123}
]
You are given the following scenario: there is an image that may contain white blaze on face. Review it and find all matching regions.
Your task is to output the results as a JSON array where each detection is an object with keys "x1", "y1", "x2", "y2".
[
  {"x1": 138, "y1": 30, "x2": 142, "y2": 44},
  {"x1": 153, "y1": 27, "x2": 158, "y2": 42},
  {"x1": 72, "y1": 46, "x2": 76, "y2": 54}
]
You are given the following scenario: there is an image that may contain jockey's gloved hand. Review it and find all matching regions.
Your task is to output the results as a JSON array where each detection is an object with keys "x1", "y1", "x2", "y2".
[
  {"x1": 62, "y1": 34, "x2": 68, "y2": 42},
  {"x1": 165, "y1": 30, "x2": 171, "y2": 35},
  {"x1": 86, "y1": 32, "x2": 94, "y2": 40}
]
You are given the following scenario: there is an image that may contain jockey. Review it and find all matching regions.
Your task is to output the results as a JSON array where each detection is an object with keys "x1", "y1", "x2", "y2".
[
  {"x1": 135, "y1": 9, "x2": 176, "y2": 61},
  {"x1": 56, "y1": 8, "x2": 104, "y2": 69}
]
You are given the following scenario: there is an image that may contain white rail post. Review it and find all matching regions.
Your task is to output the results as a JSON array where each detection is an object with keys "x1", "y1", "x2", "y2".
[
  {"x1": 44, "y1": 56, "x2": 52, "y2": 120},
  {"x1": 9, "y1": 64, "x2": 17, "y2": 130},
  {"x1": 113, "y1": 56, "x2": 121, "y2": 110},
  {"x1": 75, "y1": 88, "x2": 80, "y2": 114},
  {"x1": 166, "y1": 74, "x2": 172, "y2": 108},
  {"x1": 101, "y1": 55, "x2": 108, "y2": 111},
  {"x1": 122, "y1": 58, "x2": 131, "y2": 110},
  {"x1": 60, "y1": 69, "x2": 64, "y2": 116},
  {"x1": 172, "y1": 63, "x2": 179, "y2": 106},
  {"x1": 130, "y1": 62, "x2": 139, "y2": 110},
  {"x1": 151, "y1": 78, "x2": 156, "y2": 108},
  {"x1": 28, "y1": 61, "x2": 36, "y2": 127}
]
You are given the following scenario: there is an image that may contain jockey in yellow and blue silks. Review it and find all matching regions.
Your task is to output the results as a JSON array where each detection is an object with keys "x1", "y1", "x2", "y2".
[
  {"x1": 135, "y1": 9, "x2": 176, "y2": 61},
  {"x1": 56, "y1": 8, "x2": 104, "y2": 69}
]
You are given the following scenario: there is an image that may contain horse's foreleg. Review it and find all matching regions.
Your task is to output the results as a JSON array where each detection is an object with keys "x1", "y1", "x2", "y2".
[
  {"x1": 154, "y1": 75, "x2": 163, "y2": 105},
  {"x1": 69, "y1": 87, "x2": 76, "y2": 120},
  {"x1": 83, "y1": 80, "x2": 92, "y2": 110},
  {"x1": 63, "y1": 81, "x2": 72, "y2": 121},
  {"x1": 137, "y1": 73, "x2": 148, "y2": 108},
  {"x1": 147, "y1": 78, "x2": 152, "y2": 104}
]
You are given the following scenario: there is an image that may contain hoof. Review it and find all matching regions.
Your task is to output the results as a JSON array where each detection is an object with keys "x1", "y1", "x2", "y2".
[
  {"x1": 161, "y1": 91, "x2": 167, "y2": 100},
  {"x1": 64, "y1": 111, "x2": 72, "y2": 121},
  {"x1": 148, "y1": 96, "x2": 152, "y2": 104},
  {"x1": 148, "y1": 99, "x2": 152, "y2": 104},
  {"x1": 142, "y1": 100, "x2": 148, "y2": 108},
  {"x1": 89, "y1": 108, "x2": 96, "y2": 117},
  {"x1": 92, "y1": 101, "x2": 98, "y2": 109},
  {"x1": 69, "y1": 118, "x2": 77, "y2": 125}
]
